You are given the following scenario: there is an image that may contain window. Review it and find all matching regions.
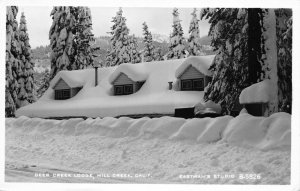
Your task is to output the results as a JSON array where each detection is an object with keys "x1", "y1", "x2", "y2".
[
  {"x1": 193, "y1": 79, "x2": 204, "y2": 91},
  {"x1": 181, "y1": 80, "x2": 192, "y2": 90},
  {"x1": 114, "y1": 84, "x2": 134, "y2": 95},
  {"x1": 115, "y1": 86, "x2": 124, "y2": 95},
  {"x1": 55, "y1": 89, "x2": 71, "y2": 100},
  {"x1": 124, "y1": 85, "x2": 133, "y2": 95},
  {"x1": 181, "y1": 78, "x2": 204, "y2": 91}
]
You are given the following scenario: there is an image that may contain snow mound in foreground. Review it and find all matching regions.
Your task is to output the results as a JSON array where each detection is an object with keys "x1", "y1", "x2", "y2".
[{"x1": 9, "y1": 112, "x2": 291, "y2": 150}]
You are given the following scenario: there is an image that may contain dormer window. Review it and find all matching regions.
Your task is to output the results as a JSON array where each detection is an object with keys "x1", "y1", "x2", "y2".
[
  {"x1": 52, "y1": 77, "x2": 82, "y2": 100},
  {"x1": 181, "y1": 78, "x2": 204, "y2": 91}
]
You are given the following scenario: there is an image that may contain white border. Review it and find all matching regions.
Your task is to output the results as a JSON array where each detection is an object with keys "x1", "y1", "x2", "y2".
[{"x1": 0, "y1": 0, "x2": 299, "y2": 191}]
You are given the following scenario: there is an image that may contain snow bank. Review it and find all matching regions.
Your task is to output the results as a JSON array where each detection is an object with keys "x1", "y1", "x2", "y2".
[
  {"x1": 108, "y1": 62, "x2": 148, "y2": 83},
  {"x1": 17, "y1": 59, "x2": 206, "y2": 118},
  {"x1": 222, "y1": 112, "x2": 291, "y2": 150},
  {"x1": 175, "y1": 55, "x2": 215, "y2": 78},
  {"x1": 9, "y1": 111, "x2": 291, "y2": 150},
  {"x1": 239, "y1": 79, "x2": 271, "y2": 104}
]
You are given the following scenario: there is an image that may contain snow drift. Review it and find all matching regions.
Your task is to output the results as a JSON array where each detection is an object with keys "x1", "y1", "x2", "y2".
[
  {"x1": 8, "y1": 111, "x2": 290, "y2": 150},
  {"x1": 6, "y1": 112, "x2": 291, "y2": 184}
]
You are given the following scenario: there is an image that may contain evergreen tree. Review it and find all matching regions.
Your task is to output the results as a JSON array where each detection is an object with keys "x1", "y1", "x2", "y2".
[
  {"x1": 44, "y1": 6, "x2": 97, "y2": 98},
  {"x1": 6, "y1": 6, "x2": 20, "y2": 117},
  {"x1": 201, "y1": 8, "x2": 250, "y2": 114},
  {"x1": 49, "y1": 6, "x2": 76, "y2": 79},
  {"x1": 71, "y1": 7, "x2": 97, "y2": 69},
  {"x1": 128, "y1": 35, "x2": 141, "y2": 64},
  {"x1": 106, "y1": 8, "x2": 131, "y2": 66},
  {"x1": 187, "y1": 8, "x2": 202, "y2": 56},
  {"x1": 167, "y1": 8, "x2": 186, "y2": 60},
  {"x1": 275, "y1": 9, "x2": 292, "y2": 113},
  {"x1": 142, "y1": 22, "x2": 155, "y2": 62},
  {"x1": 154, "y1": 47, "x2": 164, "y2": 61},
  {"x1": 17, "y1": 12, "x2": 36, "y2": 107},
  {"x1": 202, "y1": 8, "x2": 291, "y2": 115}
]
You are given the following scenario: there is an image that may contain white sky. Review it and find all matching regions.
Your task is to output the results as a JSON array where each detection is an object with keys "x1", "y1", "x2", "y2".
[{"x1": 16, "y1": 6, "x2": 210, "y2": 48}]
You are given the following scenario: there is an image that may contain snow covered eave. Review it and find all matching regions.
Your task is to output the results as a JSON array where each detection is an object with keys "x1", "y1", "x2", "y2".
[
  {"x1": 108, "y1": 63, "x2": 149, "y2": 84},
  {"x1": 50, "y1": 70, "x2": 87, "y2": 89},
  {"x1": 239, "y1": 80, "x2": 271, "y2": 104},
  {"x1": 175, "y1": 55, "x2": 216, "y2": 78}
]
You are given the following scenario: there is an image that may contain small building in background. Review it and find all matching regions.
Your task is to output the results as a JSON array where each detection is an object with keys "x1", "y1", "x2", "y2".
[
  {"x1": 239, "y1": 80, "x2": 271, "y2": 116},
  {"x1": 175, "y1": 56, "x2": 215, "y2": 91}
]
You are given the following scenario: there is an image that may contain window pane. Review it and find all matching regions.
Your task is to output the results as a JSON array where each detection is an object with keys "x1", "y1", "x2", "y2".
[
  {"x1": 124, "y1": 85, "x2": 133, "y2": 94},
  {"x1": 193, "y1": 79, "x2": 204, "y2": 91},
  {"x1": 181, "y1": 80, "x2": 192, "y2": 90},
  {"x1": 62, "y1": 89, "x2": 70, "y2": 98},
  {"x1": 115, "y1": 86, "x2": 123, "y2": 95}
]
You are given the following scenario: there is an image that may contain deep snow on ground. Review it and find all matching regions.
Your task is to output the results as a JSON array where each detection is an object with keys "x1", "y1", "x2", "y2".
[{"x1": 5, "y1": 113, "x2": 291, "y2": 184}]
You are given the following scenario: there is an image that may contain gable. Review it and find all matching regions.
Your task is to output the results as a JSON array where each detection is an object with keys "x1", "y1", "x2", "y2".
[
  {"x1": 179, "y1": 65, "x2": 204, "y2": 80},
  {"x1": 53, "y1": 78, "x2": 71, "y2": 90},
  {"x1": 113, "y1": 72, "x2": 135, "y2": 85}
]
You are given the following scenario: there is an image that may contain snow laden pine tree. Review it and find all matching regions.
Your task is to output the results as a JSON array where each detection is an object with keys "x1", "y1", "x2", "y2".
[
  {"x1": 106, "y1": 8, "x2": 131, "y2": 66},
  {"x1": 202, "y1": 8, "x2": 292, "y2": 115},
  {"x1": 142, "y1": 22, "x2": 155, "y2": 62},
  {"x1": 17, "y1": 12, "x2": 36, "y2": 107},
  {"x1": 49, "y1": 6, "x2": 96, "y2": 79},
  {"x1": 187, "y1": 8, "x2": 202, "y2": 56},
  {"x1": 49, "y1": 6, "x2": 76, "y2": 79},
  {"x1": 201, "y1": 8, "x2": 250, "y2": 114},
  {"x1": 275, "y1": 9, "x2": 292, "y2": 113},
  {"x1": 71, "y1": 7, "x2": 97, "y2": 69},
  {"x1": 6, "y1": 6, "x2": 20, "y2": 117},
  {"x1": 167, "y1": 8, "x2": 186, "y2": 60},
  {"x1": 128, "y1": 35, "x2": 141, "y2": 64}
]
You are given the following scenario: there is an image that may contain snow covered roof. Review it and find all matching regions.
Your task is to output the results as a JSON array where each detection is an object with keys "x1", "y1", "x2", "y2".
[
  {"x1": 16, "y1": 59, "x2": 209, "y2": 118},
  {"x1": 51, "y1": 70, "x2": 87, "y2": 89},
  {"x1": 239, "y1": 79, "x2": 271, "y2": 104},
  {"x1": 175, "y1": 55, "x2": 215, "y2": 78},
  {"x1": 108, "y1": 63, "x2": 148, "y2": 84}
]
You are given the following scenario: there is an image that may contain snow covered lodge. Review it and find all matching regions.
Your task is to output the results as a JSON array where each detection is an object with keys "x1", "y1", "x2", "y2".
[{"x1": 16, "y1": 55, "x2": 216, "y2": 118}]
